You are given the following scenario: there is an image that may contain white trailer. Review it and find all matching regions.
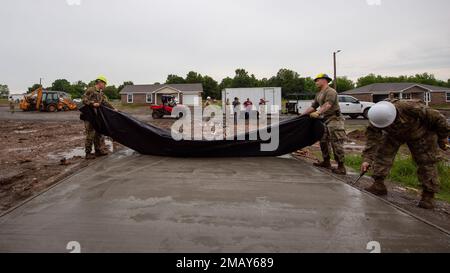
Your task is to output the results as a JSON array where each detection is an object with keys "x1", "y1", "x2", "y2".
[{"x1": 221, "y1": 87, "x2": 282, "y2": 114}]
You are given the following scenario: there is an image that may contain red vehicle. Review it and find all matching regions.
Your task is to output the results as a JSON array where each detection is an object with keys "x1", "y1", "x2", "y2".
[{"x1": 150, "y1": 95, "x2": 184, "y2": 119}]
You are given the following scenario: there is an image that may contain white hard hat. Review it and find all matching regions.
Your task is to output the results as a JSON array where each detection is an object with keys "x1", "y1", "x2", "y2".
[
  {"x1": 207, "y1": 96, "x2": 211, "y2": 100},
  {"x1": 368, "y1": 101, "x2": 397, "y2": 128}
]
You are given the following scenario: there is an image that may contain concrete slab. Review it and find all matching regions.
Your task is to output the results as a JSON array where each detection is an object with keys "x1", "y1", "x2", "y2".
[{"x1": 0, "y1": 149, "x2": 449, "y2": 253}]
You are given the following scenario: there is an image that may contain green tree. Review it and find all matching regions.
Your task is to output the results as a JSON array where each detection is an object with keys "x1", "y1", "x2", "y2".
[
  {"x1": 166, "y1": 75, "x2": 185, "y2": 84},
  {"x1": 103, "y1": 85, "x2": 119, "y2": 100},
  {"x1": 336, "y1": 76, "x2": 355, "y2": 92},
  {"x1": 219, "y1": 77, "x2": 233, "y2": 91},
  {"x1": 303, "y1": 77, "x2": 317, "y2": 93},
  {"x1": 0, "y1": 84, "x2": 10, "y2": 98},
  {"x1": 51, "y1": 79, "x2": 71, "y2": 93},
  {"x1": 185, "y1": 71, "x2": 203, "y2": 84},
  {"x1": 356, "y1": 73, "x2": 448, "y2": 88},
  {"x1": 231, "y1": 69, "x2": 258, "y2": 88},
  {"x1": 27, "y1": 83, "x2": 42, "y2": 93},
  {"x1": 118, "y1": 81, "x2": 134, "y2": 93},
  {"x1": 87, "y1": 80, "x2": 97, "y2": 87},
  {"x1": 272, "y1": 68, "x2": 305, "y2": 97},
  {"x1": 70, "y1": 81, "x2": 87, "y2": 99},
  {"x1": 356, "y1": 74, "x2": 379, "y2": 87},
  {"x1": 201, "y1": 75, "x2": 219, "y2": 99}
]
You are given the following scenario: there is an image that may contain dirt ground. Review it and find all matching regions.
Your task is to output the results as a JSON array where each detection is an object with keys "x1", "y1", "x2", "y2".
[
  {"x1": 0, "y1": 119, "x2": 86, "y2": 212},
  {"x1": 0, "y1": 105, "x2": 180, "y2": 213}
]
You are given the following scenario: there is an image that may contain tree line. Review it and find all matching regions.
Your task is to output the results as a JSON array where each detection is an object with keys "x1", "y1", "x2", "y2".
[{"x1": 20, "y1": 70, "x2": 450, "y2": 100}]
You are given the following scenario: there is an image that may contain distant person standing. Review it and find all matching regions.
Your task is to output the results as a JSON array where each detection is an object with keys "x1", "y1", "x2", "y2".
[
  {"x1": 243, "y1": 98, "x2": 253, "y2": 108},
  {"x1": 204, "y1": 96, "x2": 212, "y2": 107},
  {"x1": 232, "y1": 97, "x2": 241, "y2": 122},
  {"x1": 232, "y1": 97, "x2": 241, "y2": 109},
  {"x1": 9, "y1": 97, "x2": 15, "y2": 114}
]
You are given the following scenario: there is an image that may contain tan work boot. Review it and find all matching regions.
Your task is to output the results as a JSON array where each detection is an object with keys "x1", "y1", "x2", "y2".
[
  {"x1": 85, "y1": 153, "x2": 96, "y2": 160},
  {"x1": 313, "y1": 158, "x2": 332, "y2": 169},
  {"x1": 95, "y1": 150, "x2": 109, "y2": 157},
  {"x1": 365, "y1": 179, "x2": 388, "y2": 196},
  {"x1": 332, "y1": 162, "x2": 347, "y2": 175},
  {"x1": 418, "y1": 191, "x2": 435, "y2": 210}
]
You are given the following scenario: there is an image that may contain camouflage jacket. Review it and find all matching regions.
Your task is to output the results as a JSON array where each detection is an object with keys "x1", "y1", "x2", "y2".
[
  {"x1": 363, "y1": 99, "x2": 449, "y2": 163},
  {"x1": 82, "y1": 86, "x2": 114, "y2": 108}
]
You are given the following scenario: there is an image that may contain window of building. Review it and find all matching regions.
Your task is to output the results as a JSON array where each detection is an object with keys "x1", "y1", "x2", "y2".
[
  {"x1": 146, "y1": 94, "x2": 152, "y2": 103},
  {"x1": 446, "y1": 92, "x2": 450, "y2": 102},
  {"x1": 127, "y1": 94, "x2": 133, "y2": 103},
  {"x1": 402, "y1": 93, "x2": 411, "y2": 100},
  {"x1": 424, "y1": 92, "x2": 431, "y2": 103}
]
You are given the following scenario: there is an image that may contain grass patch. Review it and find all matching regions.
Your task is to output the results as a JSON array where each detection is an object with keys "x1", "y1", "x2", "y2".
[
  {"x1": 431, "y1": 104, "x2": 450, "y2": 110},
  {"x1": 345, "y1": 154, "x2": 450, "y2": 202}
]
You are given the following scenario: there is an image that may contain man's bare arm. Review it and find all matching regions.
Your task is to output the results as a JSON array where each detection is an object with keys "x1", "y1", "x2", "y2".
[
  {"x1": 317, "y1": 102, "x2": 332, "y2": 114},
  {"x1": 302, "y1": 107, "x2": 316, "y2": 116}
]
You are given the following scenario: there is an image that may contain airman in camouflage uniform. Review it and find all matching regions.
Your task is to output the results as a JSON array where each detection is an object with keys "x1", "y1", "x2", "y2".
[
  {"x1": 9, "y1": 98, "x2": 15, "y2": 114},
  {"x1": 362, "y1": 99, "x2": 449, "y2": 209},
  {"x1": 304, "y1": 73, "x2": 347, "y2": 175},
  {"x1": 82, "y1": 76, "x2": 115, "y2": 159}
]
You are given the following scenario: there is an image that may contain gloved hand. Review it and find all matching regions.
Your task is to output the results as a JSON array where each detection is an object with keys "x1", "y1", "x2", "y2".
[
  {"x1": 360, "y1": 162, "x2": 371, "y2": 173},
  {"x1": 438, "y1": 138, "x2": 449, "y2": 151},
  {"x1": 310, "y1": 111, "x2": 321, "y2": 119}
]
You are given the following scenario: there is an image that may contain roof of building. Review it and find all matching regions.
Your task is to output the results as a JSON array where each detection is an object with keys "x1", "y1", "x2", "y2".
[
  {"x1": 119, "y1": 83, "x2": 203, "y2": 94},
  {"x1": 342, "y1": 83, "x2": 450, "y2": 95}
]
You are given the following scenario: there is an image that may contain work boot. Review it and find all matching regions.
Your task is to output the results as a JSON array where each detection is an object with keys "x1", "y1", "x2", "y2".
[
  {"x1": 85, "y1": 153, "x2": 96, "y2": 160},
  {"x1": 418, "y1": 191, "x2": 435, "y2": 210},
  {"x1": 332, "y1": 162, "x2": 347, "y2": 175},
  {"x1": 313, "y1": 159, "x2": 332, "y2": 169},
  {"x1": 365, "y1": 179, "x2": 388, "y2": 196},
  {"x1": 95, "y1": 150, "x2": 109, "y2": 157}
]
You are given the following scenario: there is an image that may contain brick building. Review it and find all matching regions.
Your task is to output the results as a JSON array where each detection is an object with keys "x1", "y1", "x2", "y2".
[{"x1": 342, "y1": 83, "x2": 450, "y2": 106}]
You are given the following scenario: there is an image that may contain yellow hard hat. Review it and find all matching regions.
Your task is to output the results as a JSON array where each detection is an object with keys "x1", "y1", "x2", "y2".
[
  {"x1": 314, "y1": 73, "x2": 332, "y2": 83},
  {"x1": 96, "y1": 75, "x2": 108, "y2": 85}
]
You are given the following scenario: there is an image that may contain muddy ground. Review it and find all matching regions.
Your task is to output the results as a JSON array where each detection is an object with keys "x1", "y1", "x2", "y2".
[
  {"x1": 1, "y1": 105, "x2": 449, "y2": 232},
  {"x1": 0, "y1": 106, "x2": 190, "y2": 213},
  {"x1": 0, "y1": 119, "x2": 86, "y2": 212}
]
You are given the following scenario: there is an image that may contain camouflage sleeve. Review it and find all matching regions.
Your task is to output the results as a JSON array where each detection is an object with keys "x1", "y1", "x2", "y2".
[
  {"x1": 82, "y1": 89, "x2": 94, "y2": 106},
  {"x1": 409, "y1": 104, "x2": 449, "y2": 140},
  {"x1": 362, "y1": 125, "x2": 382, "y2": 164},
  {"x1": 101, "y1": 94, "x2": 114, "y2": 109}
]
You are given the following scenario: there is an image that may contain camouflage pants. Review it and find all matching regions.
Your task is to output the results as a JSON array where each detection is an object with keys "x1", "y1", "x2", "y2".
[
  {"x1": 84, "y1": 121, "x2": 105, "y2": 154},
  {"x1": 320, "y1": 118, "x2": 346, "y2": 163},
  {"x1": 372, "y1": 133, "x2": 440, "y2": 193}
]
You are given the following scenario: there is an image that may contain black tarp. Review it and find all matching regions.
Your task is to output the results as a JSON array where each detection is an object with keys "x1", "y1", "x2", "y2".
[{"x1": 79, "y1": 106, "x2": 324, "y2": 157}]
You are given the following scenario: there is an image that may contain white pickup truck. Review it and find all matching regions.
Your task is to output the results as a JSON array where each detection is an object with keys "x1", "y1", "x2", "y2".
[{"x1": 293, "y1": 95, "x2": 375, "y2": 119}]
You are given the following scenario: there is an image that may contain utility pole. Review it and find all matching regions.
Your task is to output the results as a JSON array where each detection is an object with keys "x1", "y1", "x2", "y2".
[
  {"x1": 39, "y1": 77, "x2": 43, "y2": 87},
  {"x1": 333, "y1": 50, "x2": 341, "y2": 90}
]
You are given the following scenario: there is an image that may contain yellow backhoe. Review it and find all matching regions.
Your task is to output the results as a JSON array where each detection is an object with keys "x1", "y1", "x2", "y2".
[{"x1": 19, "y1": 87, "x2": 77, "y2": 112}]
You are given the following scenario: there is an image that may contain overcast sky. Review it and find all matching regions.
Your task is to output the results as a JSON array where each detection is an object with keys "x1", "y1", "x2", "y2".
[{"x1": 1, "y1": 0, "x2": 449, "y2": 93}]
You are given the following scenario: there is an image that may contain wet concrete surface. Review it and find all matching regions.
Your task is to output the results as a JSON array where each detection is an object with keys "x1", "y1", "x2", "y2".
[{"x1": 0, "y1": 148, "x2": 449, "y2": 253}]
